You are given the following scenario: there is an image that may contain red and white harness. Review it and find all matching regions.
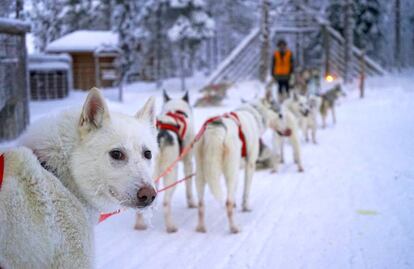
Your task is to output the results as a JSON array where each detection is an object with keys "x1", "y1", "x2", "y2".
[
  {"x1": 204, "y1": 111, "x2": 247, "y2": 158},
  {"x1": 0, "y1": 154, "x2": 4, "y2": 191},
  {"x1": 0, "y1": 111, "x2": 249, "y2": 223},
  {"x1": 156, "y1": 110, "x2": 189, "y2": 154}
]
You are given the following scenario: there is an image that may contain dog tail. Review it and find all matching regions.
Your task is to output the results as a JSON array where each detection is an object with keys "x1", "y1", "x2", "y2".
[{"x1": 200, "y1": 121, "x2": 226, "y2": 201}]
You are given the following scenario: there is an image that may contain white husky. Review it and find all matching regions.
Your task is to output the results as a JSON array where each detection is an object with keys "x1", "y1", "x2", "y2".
[
  {"x1": 285, "y1": 93, "x2": 321, "y2": 144},
  {"x1": 264, "y1": 99, "x2": 304, "y2": 173},
  {"x1": 135, "y1": 90, "x2": 195, "y2": 233},
  {"x1": 0, "y1": 88, "x2": 158, "y2": 268},
  {"x1": 195, "y1": 102, "x2": 267, "y2": 233}
]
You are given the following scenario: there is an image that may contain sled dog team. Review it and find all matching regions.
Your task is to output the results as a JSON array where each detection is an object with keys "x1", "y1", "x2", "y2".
[{"x1": 0, "y1": 85, "x2": 343, "y2": 268}]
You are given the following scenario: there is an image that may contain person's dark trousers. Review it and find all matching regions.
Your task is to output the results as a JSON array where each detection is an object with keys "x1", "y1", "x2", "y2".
[{"x1": 277, "y1": 79, "x2": 290, "y2": 96}]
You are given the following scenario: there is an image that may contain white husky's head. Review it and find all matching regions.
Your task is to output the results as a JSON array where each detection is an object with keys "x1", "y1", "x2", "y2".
[
  {"x1": 259, "y1": 98, "x2": 290, "y2": 135},
  {"x1": 290, "y1": 92, "x2": 310, "y2": 117},
  {"x1": 161, "y1": 90, "x2": 192, "y2": 117},
  {"x1": 71, "y1": 88, "x2": 158, "y2": 213}
]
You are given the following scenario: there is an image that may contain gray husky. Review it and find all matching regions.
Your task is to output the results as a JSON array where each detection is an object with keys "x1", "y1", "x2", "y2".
[{"x1": 320, "y1": 84, "x2": 345, "y2": 128}]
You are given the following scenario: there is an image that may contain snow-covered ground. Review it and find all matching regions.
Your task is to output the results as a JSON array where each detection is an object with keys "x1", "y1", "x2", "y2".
[{"x1": 2, "y1": 73, "x2": 414, "y2": 268}]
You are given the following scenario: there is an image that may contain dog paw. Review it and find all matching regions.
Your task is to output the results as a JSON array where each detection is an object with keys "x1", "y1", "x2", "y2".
[
  {"x1": 242, "y1": 206, "x2": 252, "y2": 212},
  {"x1": 166, "y1": 226, "x2": 178, "y2": 233},
  {"x1": 187, "y1": 201, "x2": 197, "y2": 209},
  {"x1": 298, "y1": 167, "x2": 304, "y2": 173},
  {"x1": 270, "y1": 169, "x2": 278, "y2": 174},
  {"x1": 134, "y1": 223, "x2": 148, "y2": 230},
  {"x1": 196, "y1": 225, "x2": 207, "y2": 233},
  {"x1": 230, "y1": 226, "x2": 241, "y2": 234}
]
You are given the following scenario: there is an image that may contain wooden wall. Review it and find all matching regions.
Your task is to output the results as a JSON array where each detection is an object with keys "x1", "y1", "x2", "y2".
[
  {"x1": 97, "y1": 55, "x2": 117, "y2": 88},
  {"x1": 72, "y1": 52, "x2": 96, "y2": 90}
]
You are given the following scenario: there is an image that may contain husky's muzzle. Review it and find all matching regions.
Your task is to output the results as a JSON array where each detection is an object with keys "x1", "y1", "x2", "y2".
[{"x1": 136, "y1": 184, "x2": 157, "y2": 208}]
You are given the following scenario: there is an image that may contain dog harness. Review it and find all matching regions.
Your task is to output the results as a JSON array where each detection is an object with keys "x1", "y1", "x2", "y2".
[
  {"x1": 0, "y1": 154, "x2": 4, "y2": 191},
  {"x1": 204, "y1": 112, "x2": 247, "y2": 158},
  {"x1": 276, "y1": 128, "x2": 292, "y2": 137},
  {"x1": 156, "y1": 110, "x2": 189, "y2": 154}
]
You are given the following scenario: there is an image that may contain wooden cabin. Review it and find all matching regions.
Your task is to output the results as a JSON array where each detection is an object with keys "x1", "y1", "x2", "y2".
[
  {"x1": 46, "y1": 30, "x2": 119, "y2": 90},
  {"x1": 28, "y1": 54, "x2": 73, "y2": 100}
]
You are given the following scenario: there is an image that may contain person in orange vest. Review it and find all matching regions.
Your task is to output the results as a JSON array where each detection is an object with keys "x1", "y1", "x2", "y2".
[{"x1": 271, "y1": 39, "x2": 294, "y2": 100}]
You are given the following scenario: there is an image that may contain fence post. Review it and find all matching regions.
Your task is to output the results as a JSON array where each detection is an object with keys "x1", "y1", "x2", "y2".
[
  {"x1": 322, "y1": 24, "x2": 330, "y2": 78},
  {"x1": 359, "y1": 49, "x2": 365, "y2": 98},
  {"x1": 343, "y1": 0, "x2": 354, "y2": 83},
  {"x1": 259, "y1": 0, "x2": 270, "y2": 82}
]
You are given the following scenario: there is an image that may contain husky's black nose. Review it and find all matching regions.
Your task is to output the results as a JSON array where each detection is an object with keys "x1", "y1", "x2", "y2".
[{"x1": 137, "y1": 185, "x2": 157, "y2": 207}]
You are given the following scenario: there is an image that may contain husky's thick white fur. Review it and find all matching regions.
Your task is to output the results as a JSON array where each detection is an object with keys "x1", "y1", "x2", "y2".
[
  {"x1": 285, "y1": 93, "x2": 321, "y2": 144},
  {"x1": 264, "y1": 99, "x2": 304, "y2": 173},
  {"x1": 0, "y1": 88, "x2": 158, "y2": 268},
  {"x1": 135, "y1": 90, "x2": 195, "y2": 233},
  {"x1": 195, "y1": 103, "x2": 267, "y2": 233}
]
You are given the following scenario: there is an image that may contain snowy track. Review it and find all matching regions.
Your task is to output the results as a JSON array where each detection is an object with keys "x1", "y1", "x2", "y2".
[{"x1": 95, "y1": 78, "x2": 414, "y2": 269}]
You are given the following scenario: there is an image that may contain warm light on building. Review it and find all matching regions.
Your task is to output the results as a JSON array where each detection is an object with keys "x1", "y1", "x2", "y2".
[{"x1": 325, "y1": 75, "x2": 334, "y2": 82}]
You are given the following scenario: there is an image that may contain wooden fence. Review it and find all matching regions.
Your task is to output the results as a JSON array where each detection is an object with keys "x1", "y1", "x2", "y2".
[
  {"x1": 0, "y1": 18, "x2": 30, "y2": 141},
  {"x1": 203, "y1": 4, "x2": 386, "y2": 89}
]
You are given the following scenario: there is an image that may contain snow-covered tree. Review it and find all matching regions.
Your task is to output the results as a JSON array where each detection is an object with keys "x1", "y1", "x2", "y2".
[
  {"x1": 327, "y1": 0, "x2": 382, "y2": 58},
  {"x1": 29, "y1": 0, "x2": 115, "y2": 52},
  {"x1": 0, "y1": 0, "x2": 23, "y2": 18},
  {"x1": 30, "y1": 0, "x2": 65, "y2": 51},
  {"x1": 58, "y1": 0, "x2": 93, "y2": 35},
  {"x1": 167, "y1": 0, "x2": 215, "y2": 90},
  {"x1": 112, "y1": 0, "x2": 152, "y2": 91},
  {"x1": 206, "y1": 0, "x2": 258, "y2": 63}
]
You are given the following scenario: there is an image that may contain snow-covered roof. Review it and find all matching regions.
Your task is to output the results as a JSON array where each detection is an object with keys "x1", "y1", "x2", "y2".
[
  {"x1": 29, "y1": 53, "x2": 72, "y2": 71},
  {"x1": 46, "y1": 30, "x2": 118, "y2": 53}
]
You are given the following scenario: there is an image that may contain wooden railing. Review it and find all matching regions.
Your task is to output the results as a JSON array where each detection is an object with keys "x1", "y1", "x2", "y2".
[{"x1": 203, "y1": 4, "x2": 386, "y2": 89}]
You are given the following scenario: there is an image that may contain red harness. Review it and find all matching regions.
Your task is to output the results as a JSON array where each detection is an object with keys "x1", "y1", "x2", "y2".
[
  {"x1": 204, "y1": 112, "x2": 247, "y2": 158},
  {"x1": 0, "y1": 154, "x2": 4, "y2": 191},
  {"x1": 156, "y1": 111, "x2": 188, "y2": 147},
  {"x1": 276, "y1": 128, "x2": 292, "y2": 137}
]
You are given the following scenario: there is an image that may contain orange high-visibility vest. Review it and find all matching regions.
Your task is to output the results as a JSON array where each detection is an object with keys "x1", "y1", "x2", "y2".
[{"x1": 273, "y1": 50, "x2": 292, "y2": 75}]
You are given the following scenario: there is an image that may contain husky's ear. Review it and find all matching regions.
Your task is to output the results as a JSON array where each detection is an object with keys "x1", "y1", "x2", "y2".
[
  {"x1": 79, "y1": 87, "x2": 110, "y2": 133},
  {"x1": 182, "y1": 91, "x2": 189, "y2": 103},
  {"x1": 136, "y1": 96, "x2": 156, "y2": 126},
  {"x1": 163, "y1": 89, "x2": 171, "y2": 103}
]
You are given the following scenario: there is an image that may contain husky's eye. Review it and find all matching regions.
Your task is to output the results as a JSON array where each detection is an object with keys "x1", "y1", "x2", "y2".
[
  {"x1": 143, "y1": 150, "x2": 152, "y2": 160},
  {"x1": 109, "y1": 150, "x2": 125, "y2": 161}
]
